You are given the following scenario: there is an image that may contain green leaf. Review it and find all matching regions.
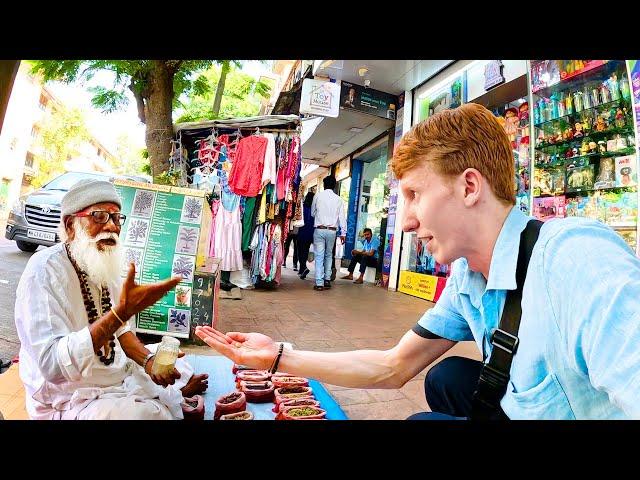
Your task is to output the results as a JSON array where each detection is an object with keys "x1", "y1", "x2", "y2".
[{"x1": 88, "y1": 86, "x2": 129, "y2": 113}]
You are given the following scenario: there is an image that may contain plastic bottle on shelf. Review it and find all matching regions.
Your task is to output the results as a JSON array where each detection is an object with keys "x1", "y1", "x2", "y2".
[
  {"x1": 550, "y1": 93, "x2": 560, "y2": 119},
  {"x1": 590, "y1": 85, "x2": 600, "y2": 107},
  {"x1": 565, "y1": 92, "x2": 574, "y2": 115},
  {"x1": 600, "y1": 82, "x2": 611, "y2": 104},
  {"x1": 609, "y1": 74, "x2": 620, "y2": 101},
  {"x1": 557, "y1": 92, "x2": 566, "y2": 117},
  {"x1": 583, "y1": 88, "x2": 593, "y2": 110},
  {"x1": 533, "y1": 102, "x2": 540, "y2": 125},
  {"x1": 619, "y1": 76, "x2": 631, "y2": 101},
  {"x1": 573, "y1": 91, "x2": 584, "y2": 112}
]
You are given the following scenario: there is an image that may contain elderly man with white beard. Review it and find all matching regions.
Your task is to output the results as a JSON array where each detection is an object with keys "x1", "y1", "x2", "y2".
[{"x1": 15, "y1": 179, "x2": 208, "y2": 420}]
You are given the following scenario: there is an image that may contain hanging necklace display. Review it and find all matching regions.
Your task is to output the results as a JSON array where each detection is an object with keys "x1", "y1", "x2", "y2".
[{"x1": 65, "y1": 243, "x2": 116, "y2": 365}]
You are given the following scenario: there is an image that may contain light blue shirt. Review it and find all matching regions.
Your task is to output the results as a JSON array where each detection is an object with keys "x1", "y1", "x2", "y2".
[
  {"x1": 361, "y1": 236, "x2": 381, "y2": 259},
  {"x1": 418, "y1": 206, "x2": 640, "y2": 419}
]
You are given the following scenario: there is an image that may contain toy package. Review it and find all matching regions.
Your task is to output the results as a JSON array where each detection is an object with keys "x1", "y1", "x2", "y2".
[
  {"x1": 533, "y1": 196, "x2": 566, "y2": 221},
  {"x1": 516, "y1": 193, "x2": 530, "y2": 215},
  {"x1": 566, "y1": 165, "x2": 595, "y2": 192},
  {"x1": 602, "y1": 191, "x2": 638, "y2": 227},
  {"x1": 565, "y1": 196, "x2": 588, "y2": 218},
  {"x1": 550, "y1": 169, "x2": 566, "y2": 194},
  {"x1": 594, "y1": 157, "x2": 616, "y2": 189},
  {"x1": 614, "y1": 155, "x2": 637, "y2": 187}
]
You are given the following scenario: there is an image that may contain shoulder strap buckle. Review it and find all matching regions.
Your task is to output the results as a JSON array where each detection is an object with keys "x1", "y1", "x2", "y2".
[{"x1": 491, "y1": 328, "x2": 519, "y2": 355}]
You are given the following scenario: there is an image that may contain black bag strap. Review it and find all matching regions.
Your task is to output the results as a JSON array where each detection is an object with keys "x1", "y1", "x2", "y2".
[{"x1": 470, "y1": 219, "x2": 543, "y2": 420}]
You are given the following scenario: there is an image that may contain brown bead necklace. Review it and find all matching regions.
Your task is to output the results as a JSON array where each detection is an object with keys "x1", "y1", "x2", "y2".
[{"x1": 65, "y1": 243, "x2": 116, "y2": 365}]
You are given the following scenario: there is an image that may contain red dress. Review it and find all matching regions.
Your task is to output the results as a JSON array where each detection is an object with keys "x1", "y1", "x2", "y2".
[{"x1": 228, "y1": 135, "x2": 268, "y2": 197}]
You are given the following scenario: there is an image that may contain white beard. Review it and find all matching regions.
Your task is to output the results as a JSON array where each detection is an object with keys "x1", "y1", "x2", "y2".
[{"x1": 68, "y1": 218, "x2": 123, "y2": 288}]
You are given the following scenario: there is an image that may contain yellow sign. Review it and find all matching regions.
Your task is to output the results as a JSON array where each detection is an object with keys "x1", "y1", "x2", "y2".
[{"x1": 398, "y1": 270, "x2": 438, "y2": 301}]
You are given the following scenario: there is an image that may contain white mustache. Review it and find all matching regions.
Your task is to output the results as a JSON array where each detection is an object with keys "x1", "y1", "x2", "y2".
[{"x1": 92, "y1": 232, "x2": 119, "y2": 243}]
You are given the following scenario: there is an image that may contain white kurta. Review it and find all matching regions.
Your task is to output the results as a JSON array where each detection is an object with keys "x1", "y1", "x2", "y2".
[{"x1": 15, "y1": 243, "x2": 192, "y2": 420}]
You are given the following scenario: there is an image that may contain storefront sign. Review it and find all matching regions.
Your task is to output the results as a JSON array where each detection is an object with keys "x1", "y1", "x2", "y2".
[
  {"x1": 340, "y1": 81, "x2": 398, "y2": 120},
  {"x1": 398, "y1": 270, "x2": 438, "y2": 301},
  {"x1": 114, "y1": 181, "x2": 207, "y2": 339},
  {"x1": 300, "y1": 78, "x2": 341, "y2": 118},
  {"x1": 334, "y1": 157, "x2": 351, "y2": 182},
  {"x1": 484, "y1": 60, "x2": 505, "y2": 90}
]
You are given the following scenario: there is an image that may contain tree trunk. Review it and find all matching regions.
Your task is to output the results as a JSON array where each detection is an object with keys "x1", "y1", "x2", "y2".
[
  {"x1": 144, "y1": 61, "x2": 175, "y2": 180},
  {"x1": 212, "y1": 60, "x2": 230, "y2": 118}
]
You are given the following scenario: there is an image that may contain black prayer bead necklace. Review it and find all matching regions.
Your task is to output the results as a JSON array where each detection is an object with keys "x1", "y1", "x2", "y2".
[{"x1": 65, "y1": 243, "x2": 116, "y2": 365}]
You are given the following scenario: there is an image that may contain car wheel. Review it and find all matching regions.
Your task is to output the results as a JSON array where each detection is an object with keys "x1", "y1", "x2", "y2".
[{"x1": 16, "y1": 240, "x2": 38, "y2": 252}]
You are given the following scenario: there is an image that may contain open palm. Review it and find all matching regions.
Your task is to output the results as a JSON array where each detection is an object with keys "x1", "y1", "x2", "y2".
[{"x1": 195, "y1": 326, "x2": 279, "y2": 370}]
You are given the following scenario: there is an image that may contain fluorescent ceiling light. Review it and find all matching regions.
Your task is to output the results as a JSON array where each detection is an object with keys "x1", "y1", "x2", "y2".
[
  {"x1": 349, "y1": 127, "x2": 364, "y2": 133},
  {"x1": 329, "y1": 143, "x2": 343, "y2": 148}
]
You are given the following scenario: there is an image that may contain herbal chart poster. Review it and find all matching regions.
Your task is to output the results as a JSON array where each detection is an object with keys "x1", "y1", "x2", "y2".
[{"x1": 114, "y1": 180, "x2": 206, "y2": 339}]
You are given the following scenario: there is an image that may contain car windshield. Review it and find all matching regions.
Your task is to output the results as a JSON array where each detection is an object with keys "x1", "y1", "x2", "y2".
[{"x1": 44, "y1": 172, "x2": 110, "y2": 191}]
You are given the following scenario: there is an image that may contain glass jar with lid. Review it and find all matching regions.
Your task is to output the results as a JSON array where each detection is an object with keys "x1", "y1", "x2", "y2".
[{"x1": 151, "y1": 336, "x2": 181, "y2": 376}]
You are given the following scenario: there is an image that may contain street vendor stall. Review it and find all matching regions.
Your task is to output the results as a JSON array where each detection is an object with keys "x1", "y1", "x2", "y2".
[{"x1": 172, "y1": 115, "x2": 304, "y2": 290}]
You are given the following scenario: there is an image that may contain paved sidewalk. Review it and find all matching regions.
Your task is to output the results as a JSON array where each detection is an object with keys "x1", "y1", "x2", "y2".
[{"x1": 206, "y1": 264, "x2": 481, "y2": 420}]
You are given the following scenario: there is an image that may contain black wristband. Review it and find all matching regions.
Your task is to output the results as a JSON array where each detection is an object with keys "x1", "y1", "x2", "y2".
[{"x1": 269, "y1": 343, "x2": 284, "y2": 374}]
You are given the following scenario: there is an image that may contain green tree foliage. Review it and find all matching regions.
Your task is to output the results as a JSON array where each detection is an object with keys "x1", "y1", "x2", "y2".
[
  {"x1": 112, "y1": 132, "x2": 147, "y2": 176},
  {"x1": 28, "y1": 60, "x2": 215, "y2": 180},
  {"x1": 176, "y1": 64, "x2": 273, "y2": 123},
  {"x1": 31, "y1": 106, "x2": 90, "y2": 188}
]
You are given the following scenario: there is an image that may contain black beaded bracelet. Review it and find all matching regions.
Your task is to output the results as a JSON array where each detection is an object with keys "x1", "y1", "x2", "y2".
[{"x1": 269, "y1": 343, "x2": 284, "y2": 374}]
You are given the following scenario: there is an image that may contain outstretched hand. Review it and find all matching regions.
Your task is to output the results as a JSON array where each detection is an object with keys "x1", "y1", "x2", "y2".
[
  {"x1": 118, "y1": 263, "x2": 182, "y2": 319},
  {"x1": 195, "y1": 326, "x2": 279, "y2": 371}
]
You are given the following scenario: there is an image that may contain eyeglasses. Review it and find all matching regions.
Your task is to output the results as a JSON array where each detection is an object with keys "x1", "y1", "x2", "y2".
[{"x1": 73, "y1": 211, "x2": 127, "y2": 226}]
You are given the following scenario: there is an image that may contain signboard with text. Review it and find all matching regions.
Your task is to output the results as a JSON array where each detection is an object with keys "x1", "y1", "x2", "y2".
[
  {"x1": 114, "y1": 181, "x2": 208, "y2": 339},
  {"x1": 300, "y1": 78, "x2": 341, "y2": 117},
  {"x1": 340, "y1": 81, "x2": 398, "y2": 120}
]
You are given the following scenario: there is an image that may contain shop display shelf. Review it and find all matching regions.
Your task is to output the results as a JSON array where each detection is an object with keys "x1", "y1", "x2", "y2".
[
  {"x1": 532, "y1": 61, "x2": 621, "y2": 98},
  {"x1": 535, "y1": 126, "x2": 635, "y2": 153},
  {"x1": 534, "y1": 185, "x2": 637, "y2": 198},
  {"x1": 534, "y1": 147, "x2": 638, "y2": 170},
  {"x1": 533, "y1": 99, "x2": 629, "y2": 131}
]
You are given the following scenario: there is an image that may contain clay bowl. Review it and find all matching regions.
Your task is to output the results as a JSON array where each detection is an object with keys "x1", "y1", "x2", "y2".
[
  {"x1": 240, "y1": 380, "x2": 275, "y2": 403},
  {"x1": 277, "y1": 405, "x2": 327, "y2": 420},
  {"x1": 214, "y1": 391, "x2": 247, "y2": 420},
  {"x1": 181, "y1": 395, "x2": 205, "y2": 421},
  {"x1": 220, "y1": 411, "x2": 254, "y2": 420},
  {"x1": 232, "y1": 364, "x2": 257, "y2": 374},
  {"x1": 271, "y1": 375, "x2": 309, "y2": 389},
  {"x1": 272, "y1": 397, "x2": 320, "y2": 414},
  {"x1": 235, "y1": 370, "x2": 271, "y2": 386},
  {"x1": 274, "y1": 386, "x2": 314, "y2": 407}
]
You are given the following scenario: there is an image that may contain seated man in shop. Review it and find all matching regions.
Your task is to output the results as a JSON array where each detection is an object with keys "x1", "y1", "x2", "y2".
[
  {"x1": 15, "y1": 179, "x2": 208, "y2": 420},
  {"x1": 341, "y1": 228, "x2": 380, "y2": 284},
  {"x1": 195, "y1": 103, "x2": 640, "y2": 420}
]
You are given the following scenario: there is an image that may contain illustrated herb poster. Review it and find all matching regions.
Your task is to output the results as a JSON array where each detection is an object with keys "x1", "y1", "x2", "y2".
[{"x1": 114, "y1": 180, "x2": 206, "y2": 338}]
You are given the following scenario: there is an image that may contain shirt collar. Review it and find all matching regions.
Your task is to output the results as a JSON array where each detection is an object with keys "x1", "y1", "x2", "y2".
[{"x1": 458, "y1": 206, "x2": 530, "y2": 299}]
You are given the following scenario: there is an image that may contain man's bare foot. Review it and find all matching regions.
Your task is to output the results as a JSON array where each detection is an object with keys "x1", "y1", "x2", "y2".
[
  {"x1": 181, "y1": 373, "x2": 209, "y2": 397},
  {"x1": 341, "y1": 274, "x2": 353, "y2": 280}
]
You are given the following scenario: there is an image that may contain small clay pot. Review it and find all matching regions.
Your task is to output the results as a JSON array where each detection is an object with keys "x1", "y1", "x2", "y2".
[
  {"x1": 235, "y1": 370, "x2": 271, "y2": 386},
  {"x1": 232, "y1": 364, "x2": 256, "y2": 374},
  {"x1": 278, "y1": 405, "x2": 327, "y2": 420},
  {"x1": 220, "y1": 410, "x2": 254, "y2": 420},
  {"x1": 214, "y1": 391, "x2": 247, "y2": 420},
  {"x1": 181, "y1": 395, "x2": 205, "y2": 421},
  {"x1": 271, "y1": 376, "x2": 309, "y2": 389},
  {"x1": 272, "y1": 397, "x2": 320, "y2": 413},
  {"x1": 240, "y1": 380, "x2": 275, "y2": 403},
  {"x1": 274, "y1": 386, "x2": 314, "y2": 406}
]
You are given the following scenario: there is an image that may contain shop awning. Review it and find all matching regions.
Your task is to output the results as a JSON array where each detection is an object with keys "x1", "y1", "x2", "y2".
[{"x1": 174, "y1": 114, "x2": 301, "y2": 135}]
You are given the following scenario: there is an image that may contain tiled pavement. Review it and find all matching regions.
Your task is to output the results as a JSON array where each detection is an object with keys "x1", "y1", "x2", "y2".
[{"x1": 199, "y1": 262, "x2": 482, "y2": 420}]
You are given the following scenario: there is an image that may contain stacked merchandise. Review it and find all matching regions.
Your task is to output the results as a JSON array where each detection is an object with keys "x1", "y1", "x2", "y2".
[
  {"x1": 493, "y1": 100, "x2": 531, "y2": 214},
  {"x1": 172, "y1": 116, "x2": 302, "y2": 288},
  {"x1": 530, "y1": 60, "x2": 638, "y2": 251}
]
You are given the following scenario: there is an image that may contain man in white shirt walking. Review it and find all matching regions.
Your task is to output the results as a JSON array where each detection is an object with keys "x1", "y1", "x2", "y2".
[{"x1": 310, "y1": 176, "x2": 347, "y2": 291}]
